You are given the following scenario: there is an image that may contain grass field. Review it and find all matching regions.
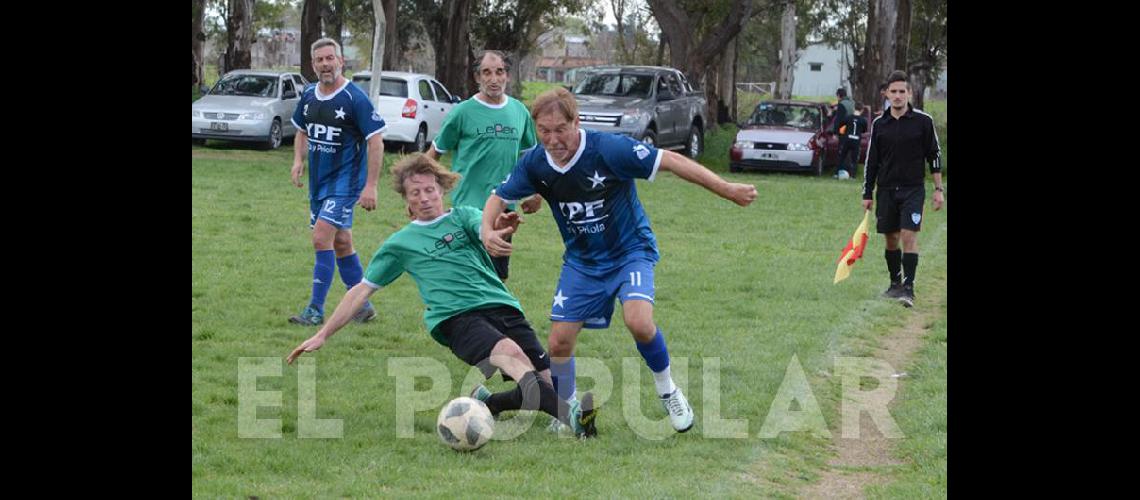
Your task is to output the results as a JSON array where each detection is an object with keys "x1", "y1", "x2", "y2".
[{"x1": 192, "y1": 96, "x2": 947, "y2": 497}]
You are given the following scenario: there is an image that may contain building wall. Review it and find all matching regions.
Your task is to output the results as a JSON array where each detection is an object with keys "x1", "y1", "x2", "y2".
[{"x1": 792, "y1": 43, "x2": 851, "y2": 98}]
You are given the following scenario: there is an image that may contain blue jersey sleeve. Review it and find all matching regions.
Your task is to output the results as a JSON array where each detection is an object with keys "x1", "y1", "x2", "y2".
[
  {"x1": 597, "y1": 133, "x2": 663, "y2": 181},
  {"x1": 493, "y1": 154, "x2": 538, "y2": 203},
  {"x1": 349, "y1": 86, "x2": 386, "y2": 140},
  {"x1": 291, "y1": 91, "x2": 309, "y2": 133}
]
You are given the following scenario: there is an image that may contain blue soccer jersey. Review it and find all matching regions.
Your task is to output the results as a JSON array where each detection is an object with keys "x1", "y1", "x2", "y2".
[
  {"x1": 496, "y1": 129, "x2": 663, "y2": 269},
  {"x1": 291, "y1": 80, "x2": 386, "y2": 200}
]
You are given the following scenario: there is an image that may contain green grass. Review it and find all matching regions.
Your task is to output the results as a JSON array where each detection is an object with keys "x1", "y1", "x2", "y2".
[{"x1": 192, "y1": 114, "x2": 947, "y2": 496}]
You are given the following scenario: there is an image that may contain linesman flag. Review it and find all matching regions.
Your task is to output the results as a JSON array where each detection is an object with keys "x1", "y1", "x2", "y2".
[{"x1": 834, "y1": 210, "x2": 872, "y2": 284}]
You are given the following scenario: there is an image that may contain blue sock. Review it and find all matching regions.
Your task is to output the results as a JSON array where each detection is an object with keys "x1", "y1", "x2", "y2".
[
  {"x1": 308, "y1": 250, "x2": 336, "y2": 314},
  {"x1": 636, "y1": 328, "x2": 671, "y2": 373},
  {"x1": 550, "y1": 356, "x2": 576, "y2": 401},
  {"x1": 337, "y1": 253, "x2": 364, "y2": 288}
]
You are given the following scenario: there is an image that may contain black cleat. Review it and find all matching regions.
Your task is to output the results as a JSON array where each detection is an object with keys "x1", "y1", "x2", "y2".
[
  {"x1": 575, "y1": 392, "x2": 598, "y2": 439},
  {"x1": 898, "y1": 284, "x2": 915, "y2": 308}
]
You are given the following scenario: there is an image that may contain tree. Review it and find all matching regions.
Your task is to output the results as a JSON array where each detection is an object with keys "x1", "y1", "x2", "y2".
[
  {"x1": 224, "y1": 0, "x2": 255, "y2": 73},
  {"x1": 301, "y1": 0, "x2": 322, "y2": 81},
  {"x1": 368, "y1": 0, "x2": 388, "y2": 103},
  {"x1": 193, "y1": 0, "x2": 208, "y2": 86},
  {"x1": 776, "y1": 0, "x2": 796, "y2": 99},
  {"x1": 470, "y1": 0, "x2": 591, "y2": 99},
  {"x1": 905, "y1": 0, "x2": 944, "y2": 109},
  {"x1": 647, "y1": 0, "x2": 755, "y2": 129},
  {"x1": 857, "y1": 0, "x2": 899, "y2": 109}
]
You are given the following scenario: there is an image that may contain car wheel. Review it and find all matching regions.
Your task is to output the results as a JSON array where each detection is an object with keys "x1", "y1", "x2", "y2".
[
  {"x1": 641, "y1": 129, "x2": 656, "y2": 147},
  {"x1": 684, "y1": 125, "x2": 704, "y2": 159},
  {"x1": 729, "y1": 163, "x2": 742, "y2": 173},
  {"x1": 411, "y1": 125, "x2": 427, "y2": 153},
  {"x1": 811, "y1": 150, "x2": 823, "y2": 176},
  {"x1": 262, "y1": 119, "x2": 283, "y2": 150}
]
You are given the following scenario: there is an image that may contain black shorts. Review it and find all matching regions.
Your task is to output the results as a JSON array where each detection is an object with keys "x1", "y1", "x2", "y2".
[
  {"x1": 436, "y1": 305, "x2": 549, "y2": 378},
  {"x1": 876, "y1": 185, "x2": 925, "y2": 233}
]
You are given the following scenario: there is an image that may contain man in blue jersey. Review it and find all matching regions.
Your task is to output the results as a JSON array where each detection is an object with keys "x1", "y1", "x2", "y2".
[
  {"x1": 288, "y1": 38, "x2": 387, "y2": 326},
  {"x1": 480, "y1": 88, "x2": 757, "y2": 433}
]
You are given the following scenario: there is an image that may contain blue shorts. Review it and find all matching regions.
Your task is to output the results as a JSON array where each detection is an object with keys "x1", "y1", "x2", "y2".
[
  {"x1": 309, "y1": 196, "x2": 358, "y2": 229},
  {"x1": 549, "y1": 258, "x2": 656, "y2": 329}
]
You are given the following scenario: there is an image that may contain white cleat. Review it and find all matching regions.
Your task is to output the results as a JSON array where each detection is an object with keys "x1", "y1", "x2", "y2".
[{"x1": 661, "y1": 387, "x2": 694, "y2": 433}]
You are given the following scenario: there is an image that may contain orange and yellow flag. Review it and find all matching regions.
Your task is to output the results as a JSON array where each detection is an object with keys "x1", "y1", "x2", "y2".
[{"x1": 834, "y1": 210, "x2": 872, "y2": 284}]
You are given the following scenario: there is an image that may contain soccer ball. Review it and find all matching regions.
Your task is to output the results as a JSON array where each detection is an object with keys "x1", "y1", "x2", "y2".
[{"x1": 436, "y1": 397, "x2": 494, "y2": 451}]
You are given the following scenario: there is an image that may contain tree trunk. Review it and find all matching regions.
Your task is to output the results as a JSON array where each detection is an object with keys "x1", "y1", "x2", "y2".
[
  {"x1": 322, "y1": 0, "x2": 346, "y2": 50},
  {"x1": 776, "y1": 0, "x2": 795, "y2": 100},
  {"x1": 656, "y1": 31, "x2": 667, "y2": 66},
  {"x1": 193, "y1": 0, "x2": 206, "y2": 86},
  {"x1": 612, "y1": 0, "x2": 628, "y2": 64},
  {"x1": 717, "y1": 40, "x2": 735, "y2": 124},
  {"x1": 301, "y1": 0, "x2": 322, "y2": 81},
  {"x1": 225, "y1": 0, "x2": 254, "y2": 73},
  {"x1": 858, "y1": 0, "x2": 898, "y2": 110},
  {"x1": 383, "y1": 0, "x2": 399, "y2": 70},
  {"x1": 369, "y1": 0, "x2": 387, "y2": 105},
  {"x1": 647, "y1": 0, "x2": 754, "y2": 129},
  {"x1": 437, "y1": 0, "x2": 472, "y2": 99},
  {"x1": 894, "y1": 0, "x2": 911, "y2": 72}
]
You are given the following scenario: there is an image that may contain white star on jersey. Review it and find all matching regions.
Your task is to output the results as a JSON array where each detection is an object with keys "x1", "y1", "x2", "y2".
[
  {"x1": 335, "y1": 107, "x2": 346, "y2": 120},
  {"x1": 552, "y1": 289, "x2": 568, "y2": 308},
  {"x1": 589, "y1": 171, "x2": 606, "y2": 189}
]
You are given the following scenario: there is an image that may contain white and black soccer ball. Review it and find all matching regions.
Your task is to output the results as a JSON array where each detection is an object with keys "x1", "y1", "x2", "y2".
[{"x1": 436, "y1": 397, "x2": 494, "y2": 451}]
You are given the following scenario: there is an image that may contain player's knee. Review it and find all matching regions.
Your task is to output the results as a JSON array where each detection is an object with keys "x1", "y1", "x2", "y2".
[
  {"x1": 624, "y1": 316, "x2": 656, "y2": 342},
  {"x1": 547, "y1": 335, "x2": 575, "y2": 357}
]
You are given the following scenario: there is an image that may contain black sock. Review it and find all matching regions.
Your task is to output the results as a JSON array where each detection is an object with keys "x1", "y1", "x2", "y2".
[
  {"x1": 484, "y1": 372, "x2": 572, "y2": 425},
  {"x1": 902, "y1": 253, "x2": 918, "y2": 287},
  {"x1": 886, "y1": 249, "x2": 903, "y2": 284}
]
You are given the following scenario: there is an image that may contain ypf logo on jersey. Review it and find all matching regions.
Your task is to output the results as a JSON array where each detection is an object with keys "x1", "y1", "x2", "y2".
[
  {"x1": 559, "y1": 200, "x2": 608, "y2": 235},
  {"x1": 633, "y1": 143, "x2": 650, "y2": 160},
  {"x1": 911, "y1": 213, "x2": 922, "y2": 225}
]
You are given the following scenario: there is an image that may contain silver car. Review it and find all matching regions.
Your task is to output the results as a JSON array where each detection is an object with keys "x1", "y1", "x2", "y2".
[{"x1": 192, "y1": 70, "x2": 308, "y2": 149}]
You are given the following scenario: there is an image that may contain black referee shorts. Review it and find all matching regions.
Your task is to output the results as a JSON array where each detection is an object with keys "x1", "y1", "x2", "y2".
[
  {"x1": 876, "y1": 185, "x2": 925, "y2": 233},
  {"x1": 436, "y1": 305, "x2": 550, "y2": 379}
]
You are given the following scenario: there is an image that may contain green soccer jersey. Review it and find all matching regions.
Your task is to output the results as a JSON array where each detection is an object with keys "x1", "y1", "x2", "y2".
[
  {"x1": 432, "y1": 95, "x2": 537, "y2": 209},
  {"x1": 362, "y1": 206, "x2": 522, "y2": 345}
]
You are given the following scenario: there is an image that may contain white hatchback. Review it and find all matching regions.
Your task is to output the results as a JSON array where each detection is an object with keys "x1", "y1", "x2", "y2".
[{"x1": 350, "y1": 71, "x2": 460, "y2": 152}]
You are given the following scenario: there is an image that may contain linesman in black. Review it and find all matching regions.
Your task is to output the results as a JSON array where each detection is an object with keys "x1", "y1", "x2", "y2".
[{"x1": 861, "y1": 71, "x2": 943, "y2": 307}]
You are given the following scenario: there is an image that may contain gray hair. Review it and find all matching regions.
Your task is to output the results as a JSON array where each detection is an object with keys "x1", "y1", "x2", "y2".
[
  {"x1": 473, "y1": 50, "x2": 511, "y2": 75},
  {"x1": 311, "y1": 37, "x2": 343, "y2": 58}
]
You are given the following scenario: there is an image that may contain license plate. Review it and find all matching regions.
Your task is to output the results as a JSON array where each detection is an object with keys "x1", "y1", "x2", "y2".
[
  {"x1": 759, "y1": 152, "x2": 778, "y2": 160},
  {"x1": 210, "y1": 122, "x2": 228, "y2": 131}
]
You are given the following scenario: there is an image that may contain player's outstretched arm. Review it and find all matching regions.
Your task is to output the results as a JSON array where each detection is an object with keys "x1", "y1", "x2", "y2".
[
  {"x1": 481, "y1": 194, "x2": 515, "y2": 257},
  {"x1": 658, "y1": 150, "x2": 757, "y2": 207},
  {"x1": 286, "y1": 283, "x2": 378, "y2": 365}
]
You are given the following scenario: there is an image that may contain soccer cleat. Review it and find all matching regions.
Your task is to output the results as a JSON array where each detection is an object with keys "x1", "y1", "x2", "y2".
[
  {"x1": 661, "y1": 387, "x2": 694, "y2": 433},
  {"x1": 352, "y1": 302, "x2": 377, "y2": 323},
  {"x1": 882, "y1": 282, "x2": 904, "y2": 299},
  {"x1": 573, "y1": 392, "x2": 598, "y2": 439},
  {"x1": 470, "y1": 384, "x2": 492, "y2": 403},
  {"x1": 288, "y1": 305, "x2": 324, "y2": 326},
  {"x1": 898, "y1": 284, "x2": 915, "y2": 308}
]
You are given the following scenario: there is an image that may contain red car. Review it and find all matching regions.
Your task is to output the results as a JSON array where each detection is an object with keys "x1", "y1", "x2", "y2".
[{"x1": 730, "y1": 100, "x2": 870, "y2": 176}]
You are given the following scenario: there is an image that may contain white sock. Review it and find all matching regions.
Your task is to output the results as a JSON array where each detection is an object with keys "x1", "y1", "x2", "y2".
[{"x1": 652, "y1": 366, "x2": 677, "y2": 397}]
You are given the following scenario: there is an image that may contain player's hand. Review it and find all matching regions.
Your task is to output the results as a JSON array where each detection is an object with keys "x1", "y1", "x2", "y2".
[
  {"x1": 862, "y1": 199, "x2": 873, "y2": 211},
  {"x1": 493, "y1": 211, "x2": 522, "y2": 232},
  {"x1": 932, "y1": 190, "x2": 944, "y2": 211},
  {"x1": 726, "y1": 183, "x2": 758, "y2": 207},
  {"x1": 520, "y1": 195, "x2": 544, "y2": 214},
  {"x1": 286, "y1": 334, "x2": 326, "y2": 365},
  {"x1": 359, "y1": 186, "x2": 377, "y2": 211},
  {"x1": 291, "y1": 163, "x2": 305, "y2": 188},
  {"x1": 482, "y1": 227, "x2": 515, "y2": 257}
]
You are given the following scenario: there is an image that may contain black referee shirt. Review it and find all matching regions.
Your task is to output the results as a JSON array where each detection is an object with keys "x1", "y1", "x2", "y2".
[{"x1": 862, "y1": 105, "x2": 942, "y2": 200}]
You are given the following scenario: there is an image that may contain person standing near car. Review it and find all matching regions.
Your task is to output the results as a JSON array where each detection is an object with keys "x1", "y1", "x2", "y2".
[
  {"x1": 426, "y1": 50, "x2": 538, "y2": 282},
  {"x1": 287, "y1": 37, "x2": 387, "y2": 326},
  {"x1": 862, "y1": 71, "x2": 943, "y2": 308},
  {"x1": 835, "y1": 103, "x2": 868, "y2": 180}
]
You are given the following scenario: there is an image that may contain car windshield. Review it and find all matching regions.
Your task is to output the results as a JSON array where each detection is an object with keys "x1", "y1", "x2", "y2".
[
  {"x1": 351, "y1": 76, "x2": 408, "y2": 98},
  {"x1": 210, "y1": 75, "x2": 278, "y2": 98},
  {"x1": 574, "y1": 73, "x2": 653, "y2": 98},
  {"x1": 746, "y1": 103, "x2": 821, "y2": 130}
]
